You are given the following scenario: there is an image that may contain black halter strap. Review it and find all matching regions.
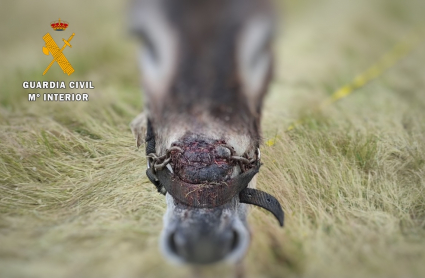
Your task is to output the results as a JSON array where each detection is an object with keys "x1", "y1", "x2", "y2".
[{"x1": 144, "y1": 119, "x2": 284, "y2": 227}]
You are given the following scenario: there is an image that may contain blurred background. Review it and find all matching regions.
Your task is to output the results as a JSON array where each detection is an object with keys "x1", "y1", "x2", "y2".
[{"x1": 1, "y1": 0, "x2": 424, "y2": 277}]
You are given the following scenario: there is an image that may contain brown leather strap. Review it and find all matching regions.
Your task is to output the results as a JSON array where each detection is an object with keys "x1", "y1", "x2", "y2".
[
  {"x1": 145, "y1": 119, "x2": 156, "y2": 155},
  {"x1": 156, "y1": 166, "x2": 260, "y2": 208},
  {"x1": 239, "y1": 188, "x2": 284, "y2": 226}
]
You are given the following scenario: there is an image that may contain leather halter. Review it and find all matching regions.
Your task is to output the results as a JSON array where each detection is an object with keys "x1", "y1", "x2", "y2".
[{"x1": 145, "y1": 120, "x2": 284, "y2": 227}]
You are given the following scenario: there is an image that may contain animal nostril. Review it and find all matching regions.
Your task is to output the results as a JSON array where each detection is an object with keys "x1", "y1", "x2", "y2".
[
  {"x1": 266, "y1": 198, "x2": 271, "y2": 203},
  {"x1": 231, "y1": 230, "x2": 239, "y2": 251},
  {"x1": 168, "y1": 232, "x2": 178, "y2": 255}
]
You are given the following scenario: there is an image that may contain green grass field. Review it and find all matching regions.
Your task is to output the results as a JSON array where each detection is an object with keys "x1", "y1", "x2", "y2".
[{"x1": 1, "y1": 0, "x2": 424, "y2": 277}]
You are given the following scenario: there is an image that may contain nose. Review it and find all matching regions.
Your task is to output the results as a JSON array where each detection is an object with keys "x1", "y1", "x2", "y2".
[
  {"x1": 164, "y1": 221, "x2": 250, "y2": 265},
  {"x1": 160, "y1": 195, "x2": 251, "y2": 265},
  {"x1": 168, "y1": 226, "x2": 238, "y2": 264}
]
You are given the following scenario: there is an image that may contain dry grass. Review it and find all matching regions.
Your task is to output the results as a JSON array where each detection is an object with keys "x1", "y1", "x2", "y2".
[{"x1": 1, "y1": 0, "x2": 425, "y2": 277}]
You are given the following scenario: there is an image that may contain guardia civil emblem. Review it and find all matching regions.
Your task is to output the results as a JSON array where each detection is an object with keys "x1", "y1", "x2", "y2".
[{"x1": 42, "y1": 18, "x2": 75, "y2": 76}]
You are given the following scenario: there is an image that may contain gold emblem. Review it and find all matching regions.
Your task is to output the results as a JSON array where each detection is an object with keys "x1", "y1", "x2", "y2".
[{"x1": 42, "y1": 18, "x2": 75, "y2": 76}]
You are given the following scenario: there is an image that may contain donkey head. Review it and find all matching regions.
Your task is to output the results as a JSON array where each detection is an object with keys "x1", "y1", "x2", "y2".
[{"x1": 129, "y1": 0, "x2": 282, "y2": 265}]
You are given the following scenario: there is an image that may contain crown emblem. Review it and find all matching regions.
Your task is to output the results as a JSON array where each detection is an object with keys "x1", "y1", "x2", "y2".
[{"x1": 50, "y1": 18, "x2": 69, "y2": 31}]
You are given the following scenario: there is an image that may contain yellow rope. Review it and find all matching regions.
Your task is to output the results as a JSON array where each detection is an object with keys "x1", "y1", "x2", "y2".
[
  {"x1": 317, "y1": 30, "x2": 423, "y2": 112},
  {"x1": 266, "y1": 29, "x2": 424, "y2": 146}
]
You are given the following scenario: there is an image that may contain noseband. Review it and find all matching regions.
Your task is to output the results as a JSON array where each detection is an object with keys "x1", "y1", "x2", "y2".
[{"x1": 144, "y1": 120, "x2": 284, "y2": 226}]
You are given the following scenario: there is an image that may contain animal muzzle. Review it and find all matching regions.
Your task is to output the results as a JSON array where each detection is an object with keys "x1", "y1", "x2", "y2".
[
  {"x1": 160, "y1": 195, "x2": 251, "y2": 264},
  {"x1": 145, "y1": 121, "x2": 284, "y2": 264}
]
